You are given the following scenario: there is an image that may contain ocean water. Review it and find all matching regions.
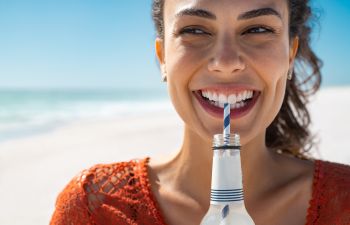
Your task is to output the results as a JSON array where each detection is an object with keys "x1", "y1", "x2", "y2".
[
  {"x1": 0, "y1": 88, "x2": 171, "y2": 142},
  {"x1": 1, "y1": 84, "x2": 349, "y2": 143}
]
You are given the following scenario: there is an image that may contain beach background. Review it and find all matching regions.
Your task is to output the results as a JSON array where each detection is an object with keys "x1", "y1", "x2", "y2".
[{"x1": 1, "y1": 1, "x2": 350, "y2": 225}]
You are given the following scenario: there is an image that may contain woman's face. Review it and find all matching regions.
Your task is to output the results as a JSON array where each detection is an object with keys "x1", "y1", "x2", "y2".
[{"x1": 156, "y1": 0, "x2": 298, "y2": 145}]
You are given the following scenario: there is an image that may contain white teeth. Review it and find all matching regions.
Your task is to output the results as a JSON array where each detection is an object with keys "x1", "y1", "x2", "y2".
[
  {"x1": 209, "y1": 100, "x2": 248, "y2": 109},
  {"x1": 207, "y1": 91, "x2": 213, "y2": 100},
  {"x1": 247, "y1": 91, "x2": 253, "y2": 99},
  {"x1": 213, "y1": 93, "x2": 218, "y2": 101},
  {"x1": 201, "y1": 90, "x2": 254, "y2": 105},
  {"x1": 237, "y1": 93, "x2": 243, "y2": 102},
  {"x1": 231, "y1": 101, "x2": 246, "y2": 109},
  {"x1": 218, "y1": 94, "x2": 227, "y2": 103},
  {"x1": 231, "y1": 102, "x2": 239, "y2": 109},
  {"x1": 228, "y1": 94, "x2": 237, "y2": 104}
]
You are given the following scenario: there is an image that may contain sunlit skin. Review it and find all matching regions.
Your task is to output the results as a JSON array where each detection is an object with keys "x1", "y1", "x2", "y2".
[{"x1": 149, "y1": 0, "x2": 315, "y2": 224}]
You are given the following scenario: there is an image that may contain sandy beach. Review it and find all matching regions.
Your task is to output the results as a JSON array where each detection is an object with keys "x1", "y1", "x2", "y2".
[{"x1": 1, "y1": 86, "x2": 350, "y2": 225}]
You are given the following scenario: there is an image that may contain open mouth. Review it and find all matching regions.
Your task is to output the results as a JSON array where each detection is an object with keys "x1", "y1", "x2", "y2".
[{"x1": 193, "y1": 89, "x2": 261, "y2": 119}]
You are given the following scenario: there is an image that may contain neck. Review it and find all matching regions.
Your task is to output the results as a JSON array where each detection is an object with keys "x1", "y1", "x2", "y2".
[{"x1": 155, "y1": 125, "x2": 280, "y2": 209}]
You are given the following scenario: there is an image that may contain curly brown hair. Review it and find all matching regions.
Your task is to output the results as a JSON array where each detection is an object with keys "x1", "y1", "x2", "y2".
[{"x1": 151, "y1": 0, "x2": 323, "y2": 159}]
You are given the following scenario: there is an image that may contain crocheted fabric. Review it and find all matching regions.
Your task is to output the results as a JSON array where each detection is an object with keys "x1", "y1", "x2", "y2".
[
  {"x1": 50, "y1": 158, "x2": 350, "y2": 225},
  {"x1": 50, "y1": 158, "x2": 166, "y2": 225},
  {"x1": 306, "y1": 160, "x2": 350, "y2": 224}
]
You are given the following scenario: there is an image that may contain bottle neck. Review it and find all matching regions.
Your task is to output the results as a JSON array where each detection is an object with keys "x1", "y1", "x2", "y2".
[{"x1": 210, "y1": 148, "x2": 244, "y2": 205}]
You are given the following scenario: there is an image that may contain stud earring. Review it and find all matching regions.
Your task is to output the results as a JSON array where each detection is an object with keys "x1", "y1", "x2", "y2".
[
  {"x1": 287, "y1": 69, "x2": 293, "y2": 80},
  {"x1": 161, "y1": 65, "x2": 167, "y2": 82},
  {"x1": 162, "y1": 74, "x2": 167, "y2": 82}
]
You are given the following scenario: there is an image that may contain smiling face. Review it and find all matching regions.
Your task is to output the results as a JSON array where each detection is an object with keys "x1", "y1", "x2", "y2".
[{"x1": 156, "y1": 0, "x2": 298, "y2": 146}]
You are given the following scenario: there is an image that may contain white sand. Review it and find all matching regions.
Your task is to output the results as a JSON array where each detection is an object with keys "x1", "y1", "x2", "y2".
[{"x1": 1, "y1": 86, "x2": 349, "y2": 225}]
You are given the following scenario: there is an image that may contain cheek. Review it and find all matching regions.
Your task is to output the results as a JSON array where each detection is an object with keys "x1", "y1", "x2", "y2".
[
  {"x1": 164, "y1": 39, "x2": 216, "y2": 138},
  {"x1": 165, "y1": 39, "x2": 211, "y2": 71},
  {"x1": 255, "y1": 44, "x2": 289, "y2": 102},
  {"x1": 164, "y1": 39, "x2": 210, "y2": 100},
  {"x1": 245, "y1": 42, "x2": 290, "y2": 84},
  {"x1": 163, "y1": 42, "x2": 199, "y2": 126},
  {"x1": 244, "y1": 42, "x2": 289, "y2": 126},
  {"x1": 272, "y1": 78, "x2": 287, "y2": 112},
  {"x1": 263, "y1": 62, "x2": 288, "y2": 127}
]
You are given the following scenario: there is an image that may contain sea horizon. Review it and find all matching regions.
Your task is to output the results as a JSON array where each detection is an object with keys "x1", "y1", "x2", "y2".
[
  {"x1": 0, "y1": 86, "x2": 171, "y2": 142},
  {"x1": 0, "y1": 83, "x2": 349, "y2": 143}
]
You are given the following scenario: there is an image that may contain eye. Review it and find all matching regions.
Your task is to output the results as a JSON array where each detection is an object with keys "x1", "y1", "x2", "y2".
[
  {"x1": 243, "y1": 26, "x2": 274, "y2": 35},
  {"x1": 178, "y1": 27, "x2": 211, "y2": 36}
]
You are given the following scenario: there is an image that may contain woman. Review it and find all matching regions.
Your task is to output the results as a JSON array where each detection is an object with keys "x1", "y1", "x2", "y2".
[{"x1": 50, "y1": 0, "x2": 350, "y2": 224}]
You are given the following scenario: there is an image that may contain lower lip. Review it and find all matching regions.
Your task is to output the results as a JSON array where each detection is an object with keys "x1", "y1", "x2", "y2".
[{"x1": 193, "y1": 91, "x2": 260, "y2": 119}]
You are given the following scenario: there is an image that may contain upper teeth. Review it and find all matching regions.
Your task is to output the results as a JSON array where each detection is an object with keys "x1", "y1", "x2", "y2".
[{"x1": 201, "y1": 90, "x2": 254, "y2": 104}]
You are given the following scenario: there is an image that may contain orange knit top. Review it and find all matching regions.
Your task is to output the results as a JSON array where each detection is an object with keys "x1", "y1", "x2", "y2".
[{"x1": 50, "y1": 158, "x2": 350, "y2": 225}]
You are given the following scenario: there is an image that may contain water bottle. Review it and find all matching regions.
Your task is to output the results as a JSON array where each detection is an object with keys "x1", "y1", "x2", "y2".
[{"x1": 200, "y1": 133, "x2": 255, "y2": 225}]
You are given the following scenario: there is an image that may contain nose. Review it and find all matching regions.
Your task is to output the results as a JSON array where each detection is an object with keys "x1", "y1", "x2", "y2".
[{"x1": 207, "y1": 36, "x2": 246, "y2": 75}]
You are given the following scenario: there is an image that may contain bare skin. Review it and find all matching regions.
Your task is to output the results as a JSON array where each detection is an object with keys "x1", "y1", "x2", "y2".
[{"x1": 149, "y1": 0, "x2": 315, "y2": 224}]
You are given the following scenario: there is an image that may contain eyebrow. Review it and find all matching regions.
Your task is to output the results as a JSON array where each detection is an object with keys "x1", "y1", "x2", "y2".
[
  {"x1": 238, "y1": 7, "x2": 281, "y2": 20},
  {"x1": 175, "y1": 7, "x2": 281, "y2": 21},
  {"x1": 175, "y1": 8, "x2": 216, "y2": 20}
]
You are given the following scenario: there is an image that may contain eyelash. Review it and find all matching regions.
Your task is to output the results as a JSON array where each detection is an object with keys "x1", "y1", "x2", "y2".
[
  {"x1": 178, "y1": 26, "x2": 275, "y2": 36},
  {"x1": 243, "y1": 26, "x2": 275, "y2": 34},
  {"x1": 178, "y1": 27, "x2": 210, "y2": 35}
]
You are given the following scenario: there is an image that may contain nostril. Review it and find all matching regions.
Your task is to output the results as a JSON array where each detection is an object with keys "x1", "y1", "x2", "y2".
[{"x1": 207, "y1": 49, "x2": 246, "y2": 74}]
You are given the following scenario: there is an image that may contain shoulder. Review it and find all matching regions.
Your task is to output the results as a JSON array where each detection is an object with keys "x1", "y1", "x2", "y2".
[
  {"x1": 51, "y1": 158, "x2": 154, "y2": 225},
  {"x1": 307, "y1": 160, "x2": 350, "y2": 224},
  {"x1": 317, "y1": 160, "x2": 350, "y2": 189},
  {"x1": 50, "y1": 168, "x2": 93, "y2": 224},
  {"x1": 317, "y1": 160, "x2": 350, "y2": 203},
  {"x1": 82, "y1": 158, "x2": 150, "y2": 211}
]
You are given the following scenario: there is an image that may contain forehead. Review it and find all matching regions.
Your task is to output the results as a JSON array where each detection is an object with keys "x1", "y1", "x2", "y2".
[{"x1": 164, "y1": 0, "x2": 289, "y2": 22}]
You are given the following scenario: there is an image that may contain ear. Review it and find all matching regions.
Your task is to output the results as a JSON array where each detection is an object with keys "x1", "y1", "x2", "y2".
[
  {"x1": 289, "y1": 36, "x2": 299, "y2": 65},
  {"x1": 155, "y1": 37, "x2": 166, "y2": 75}
]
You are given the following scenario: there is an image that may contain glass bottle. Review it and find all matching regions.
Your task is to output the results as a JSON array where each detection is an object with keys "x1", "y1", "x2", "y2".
[{"x1": 200, "y1": 133, "x2": 255, "y2": 225}]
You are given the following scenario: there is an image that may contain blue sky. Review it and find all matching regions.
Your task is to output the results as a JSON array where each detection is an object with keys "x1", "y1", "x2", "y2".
[{"x1": 0, "y1": 0, "x2": 349, "y2": 89}]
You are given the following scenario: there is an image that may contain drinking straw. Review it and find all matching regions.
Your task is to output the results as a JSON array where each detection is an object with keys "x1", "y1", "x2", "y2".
[
  {"x1": 222, "y1": 103, "x2": 231, "y2": 222},
  {"x1": 223, "y1": 103, "x2": 230, "y2": 136}
]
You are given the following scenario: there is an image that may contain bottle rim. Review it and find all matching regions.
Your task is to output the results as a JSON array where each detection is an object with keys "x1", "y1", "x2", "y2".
[{"x1": 212, "y1": 133, "x2": 241, "y2": 149}]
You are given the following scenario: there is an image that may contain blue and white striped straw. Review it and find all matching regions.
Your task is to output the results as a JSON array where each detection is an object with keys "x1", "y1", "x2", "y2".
[
  {"x1": 223, "y1": 103, "x2": 230, "y2": 136},
  {"x1": 222, "y1": 102, "x2": 231, "y2": 221}
]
